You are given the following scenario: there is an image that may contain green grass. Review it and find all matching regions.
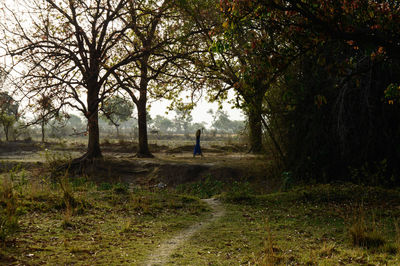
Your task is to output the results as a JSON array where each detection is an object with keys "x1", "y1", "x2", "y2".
[
  {"x1": 0, "y1": 173, "x2": 209, "y2": 265},
  {"x1": 2, "y1": 167, "x2": 400, "y2": 265},
  {"x1": 168, "y1": 184, "x2": 400, "y2": 265}
]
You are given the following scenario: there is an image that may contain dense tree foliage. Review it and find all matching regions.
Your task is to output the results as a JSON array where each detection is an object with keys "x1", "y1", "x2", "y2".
[{"x1": 218, "y1": 0, "x2": 400, "y2": 183}]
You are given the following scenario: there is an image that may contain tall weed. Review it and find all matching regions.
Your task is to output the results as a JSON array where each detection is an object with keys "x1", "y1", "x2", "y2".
[
  {"x1": 224, "y1": 181, "x2": 254, "y2": 203},
  {"x1": 41, "y1": 148, "x2": 72, "y2": 173},
  {"x1": 0, "y1": 176, "x2": 19, "y2": 242},
  {"x1": 348, "y1": 206, "x2": 385, "y2": 249},
  {"x1": 256, "y1": 218, "x2": 281, "y2": 265},
  {"x1": 58, "y1": 171, "x2": 80, "y2": 228},
  {"x1": 395, "y1": 221, "x2": 400, "y2": 254}
]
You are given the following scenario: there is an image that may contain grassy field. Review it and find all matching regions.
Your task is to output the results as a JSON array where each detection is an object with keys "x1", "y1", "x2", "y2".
[
  {"x1": 174, "y1": 184, "x2": 400, "y2": 265},
  {"x1": 0, "y1": 171, "x2": 210, "y2": 265},
  {"x1": 1, "y1": 155, "x2": 400, "y2": 265}
]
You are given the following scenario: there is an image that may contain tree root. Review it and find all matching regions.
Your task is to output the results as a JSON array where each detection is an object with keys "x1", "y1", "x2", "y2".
[
  {"x1": 247, "y1": 145, "x2": 263, "y2": 154},
  {"x1": 51, "y1": 153, "x2": 103, "y2": 178},
  {"x1": 134, "y1": 152, "x2": 155, "y2": 158}
]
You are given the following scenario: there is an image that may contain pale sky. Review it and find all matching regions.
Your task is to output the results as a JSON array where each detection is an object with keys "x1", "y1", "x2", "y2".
[{"x1": 149, "y1": 97, "x2": 245, "y2": 125}]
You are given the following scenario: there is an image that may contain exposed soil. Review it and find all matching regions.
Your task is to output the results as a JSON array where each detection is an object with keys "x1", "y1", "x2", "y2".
[
  {"x1": 0, "y1": 141, "x2": 275, "y2": 191},
  {"x1": 144, "y1": 198, "x2": 225, "y2": 266},
  {"x1": 52, "y1": 154, "x2": 269, "y2": 191}
]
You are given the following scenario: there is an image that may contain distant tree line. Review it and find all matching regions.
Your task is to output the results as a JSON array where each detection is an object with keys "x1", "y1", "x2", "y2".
[{"x1": 0, "y1": 90, "x2": 243, "y2": 142}]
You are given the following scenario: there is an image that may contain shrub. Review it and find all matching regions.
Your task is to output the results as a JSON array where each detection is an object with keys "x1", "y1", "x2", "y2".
[
  {"x1": 98, "y1": 182, "x2": 113, "y2": 191},
  {"x1": 176, "y1": 175, "x2": 223, "y2": 198},
  {"x1": 224, "y1": 181, "x2": 254, "y2": 203},
  {"x1": 113, "y1": 183, "x2": 129, "y2": 194}
]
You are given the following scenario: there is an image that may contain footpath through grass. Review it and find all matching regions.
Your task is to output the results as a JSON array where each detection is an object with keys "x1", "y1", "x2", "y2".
[
  {"x1": 0, "y1": 172, "x2": 209, "y2": 265},
  {"x1": 173, "y1": 184, "x2": 400, "y2": 265},
  {"x1": 2, "y1": 166, "x2": 400, "y2": 265}
]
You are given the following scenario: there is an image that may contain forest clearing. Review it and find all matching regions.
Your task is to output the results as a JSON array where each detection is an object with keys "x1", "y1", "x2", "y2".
[{"x1": 1, "y1": 0, "x2": 400, "y2": 265}]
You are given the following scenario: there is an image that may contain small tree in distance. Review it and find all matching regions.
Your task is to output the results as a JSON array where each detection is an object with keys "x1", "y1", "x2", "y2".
[
  {"x1": 100, "y1": 96, "x2": 134, "y2": 137},
  {"x1": 34, "y1": 94, "x2": 61, "y2": 143},
  {"x1": 173, "y1": 108, "x2": 193, "y2": 136},
  {"x1": 152, "y1": 115, "x2": 174, "y2": 133},
  {"x1": 0, "y1": 91, "x2": 19, "y2": 142}
]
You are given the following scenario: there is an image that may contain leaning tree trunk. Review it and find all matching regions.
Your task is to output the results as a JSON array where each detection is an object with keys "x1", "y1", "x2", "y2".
[
  {"x1": 86, "y1": 87, "x2": 102, "y2": 159},
  {"x1": 4, "y1": 126, "x2": 9, "y2": 142},
  {"x1": 137, "y1": 97, "x2": 153, "y2": 158},
  {"x1": 116, "y1": 125, "x2": 120, "y2": 137},
  {"x1": 41, "y1": 120, "x2": 45, "y2": 143},
  {"x1": 247, "y1": 95, "x2": 263, "y2": 153}
]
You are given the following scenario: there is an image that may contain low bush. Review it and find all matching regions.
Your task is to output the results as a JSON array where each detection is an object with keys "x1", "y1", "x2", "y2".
[
  {"x1": 223, "y1": 181, "x2": 254, "y2": 203},
  {"x1": 176, "y1": 175, "x2": 224, "y2": 198}
]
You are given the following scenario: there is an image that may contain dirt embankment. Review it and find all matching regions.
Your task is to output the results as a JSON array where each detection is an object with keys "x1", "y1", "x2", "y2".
[
  {"x1": 80, "y1": 155, "x2": 265, "y2": 187},
  {"x1": 1, "y1": 141, "x2": 270, "y2": 189}
]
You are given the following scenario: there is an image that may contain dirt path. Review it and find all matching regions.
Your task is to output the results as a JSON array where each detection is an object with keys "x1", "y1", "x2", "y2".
[{"x1": 145, "y1": 198, "x2": 225, "y2": 266}]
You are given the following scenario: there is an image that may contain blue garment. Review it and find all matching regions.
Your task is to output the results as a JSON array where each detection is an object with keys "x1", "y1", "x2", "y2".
[{"x1": 193, "y1": 137, "x2": 202, "y2": 155}]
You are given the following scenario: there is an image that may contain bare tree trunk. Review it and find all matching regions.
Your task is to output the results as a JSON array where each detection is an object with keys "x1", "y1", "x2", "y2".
[
  {"x1": 116, "y1": 125, "x2": 120, "y2": 138},
  {"x1": 86, "y1": 87, "x2": 102, "y2": 159},
  {"x1": 4, "y1": 126, "x2": 9, "y2": 142},
  {"x1": 41, "y1": 120, "x2": 45, "y2": 143},
  {"x1": 248, "y1": 109, "x2": 263, "y2": 153},
  {"x1": 137, "y1": 98, "x2": 153, "y2": 158},
  {"x1": 247, "y1": 95, "x2": 263, "y2": 153}
]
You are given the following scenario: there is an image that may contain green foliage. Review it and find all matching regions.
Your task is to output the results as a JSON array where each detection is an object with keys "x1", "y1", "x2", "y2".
[
  {"x1": 270, "y1": 40, "x2": 400, "y2": 183},
  {"x1": 176, "y1": 175, "x2": 224, "y2": 198},
  {"x1": 173, "y1": 109, "x2": 193, "y2": 135},
  {"x1": 0, "y1": 92, "x2": 19, "y2": 141},
  {"x1": 349, "y1": 159, "x2": 397, "y2": 186},
  {"x1": 97, "y1": 182, "x2": 129, "y2": 194},
  {"x1": 209, "y1": 109, "x2": 244, "y2": 133},
  {"x1": 213, "y1": 0, "x2": 400, "y2": 182},
  {"x1": 41, "y1": 147, "x2": 72, "y2": 172},
  {"x1": 113, "y1": 183, "x2": 129, "y2": 194},
  {"x1": 384, "y1": 83, "x2": 400, "y2": 104},
  {"x1": 281, "y1": 171, "x2": 294, "y2": 191},
  {"x1": 396, "y1": 222, "x2": 400, "y2": 255},
  {"x1": 101, "y1": 96, "x2": 134, "y2": 127},
  {"x1": 98, "y1": 182, "x2": 113, "y2": 191},
  {"x1": 69, "y1": 176, "x2": 94, "y2": 190},
  {"x1": 152, "y1": 115, "x2": 174, "y2": 133},
  {"x1": 224, "y1": 181, "x2": 254, "y2": 203}
]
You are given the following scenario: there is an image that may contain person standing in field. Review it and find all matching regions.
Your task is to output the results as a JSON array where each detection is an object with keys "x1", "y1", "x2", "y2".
[{"x1": 193, "y1": 129, "x2": 203, "y2": 157}]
